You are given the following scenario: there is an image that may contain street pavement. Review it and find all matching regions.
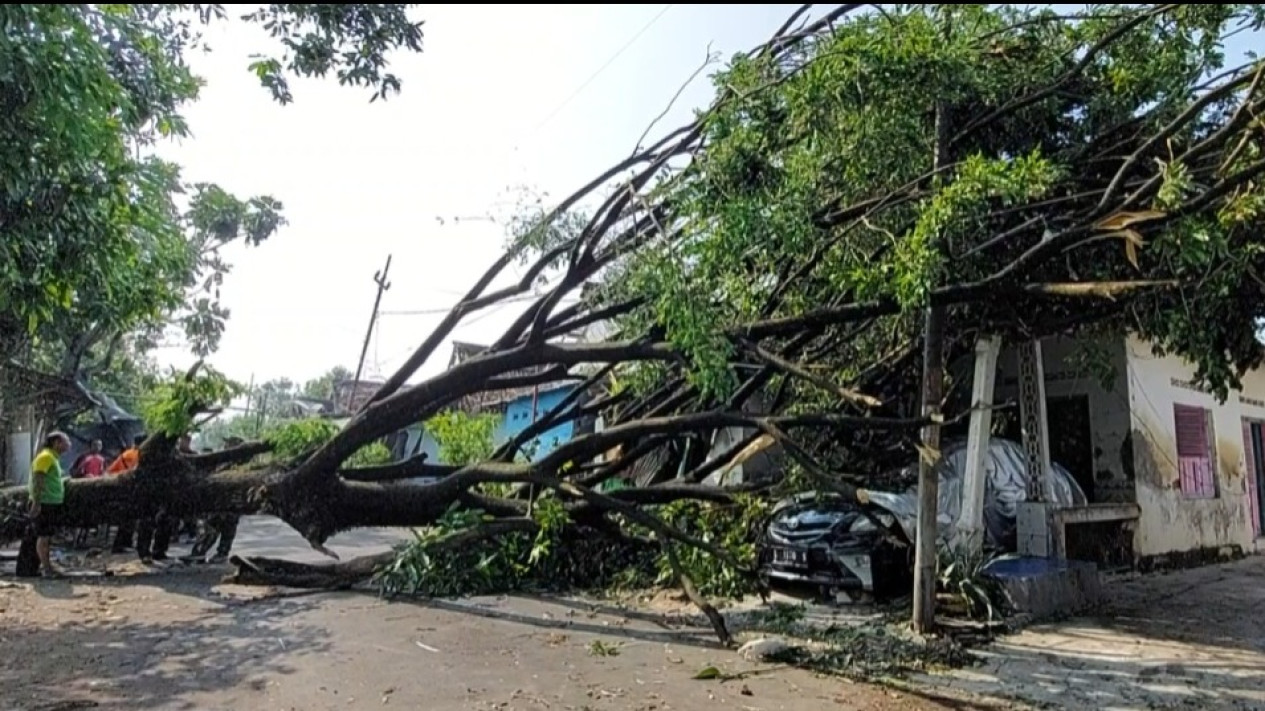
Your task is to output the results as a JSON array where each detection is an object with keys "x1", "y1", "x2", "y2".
[
  {"x1": 228, "y1": 515, "x2": 413, "y2": 562},
  {"x1": 172, "y1": 516, "x2": 414, "y2": 564}
]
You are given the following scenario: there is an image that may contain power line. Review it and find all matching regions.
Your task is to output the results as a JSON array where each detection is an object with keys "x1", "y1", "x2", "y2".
[
  {"x1": 526, "y1": 4, "x2": 675, "y2": 139},
  {"x1": 379, "y1": 293, "x2": 574, "y2": 317},
  {"x1": 426, "y1": 6, "x2": 677, "y2": 234}
]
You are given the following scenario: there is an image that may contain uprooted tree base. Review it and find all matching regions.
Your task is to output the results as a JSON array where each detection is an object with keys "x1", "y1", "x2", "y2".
[{"x1": 6, "y1": 3, "x2": 1265, "y2": 646}]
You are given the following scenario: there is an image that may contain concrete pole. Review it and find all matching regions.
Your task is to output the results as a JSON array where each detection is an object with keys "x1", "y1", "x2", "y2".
[
  {"x1": 911, "y1": 99, "x2": 951, "y2": 635},
  {"x1": 352, "y1": 255, "x2": 393, "y2": 414},
  {"x1": 960, "y1": 335, "x2": 1001, "y2": 551}
]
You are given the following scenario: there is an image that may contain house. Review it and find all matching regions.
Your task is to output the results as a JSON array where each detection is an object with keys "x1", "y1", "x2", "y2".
[
  {"x1": 951, "y1": 333, "x2": 1265, "y2": 569},
  {"x1": 390, "y1": 341, "x2": 598, "y2": 465},
  {"x1": 393, "y1": 326, "x2": 783, "y2": 480},
  {"x1": 332, "y1": 378, "x2": 385, "y2": 415},
  {"x1": 497, "y1": 384, "x2": 584, "y2": 459},
  {"x1": 1, "y1": 363, "x2": 141, "y2": 484},
  {"x1": 280, "y1": 396, "x2": 337, "y2": 419}
]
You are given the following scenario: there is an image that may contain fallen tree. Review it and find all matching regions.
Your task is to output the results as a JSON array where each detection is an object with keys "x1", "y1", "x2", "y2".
[{"x1": 4, "y1": 4, "x2": 1265, "y2": 641}]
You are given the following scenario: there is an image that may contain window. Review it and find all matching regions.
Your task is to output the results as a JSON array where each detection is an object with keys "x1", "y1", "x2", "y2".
[{"x1": 1174, "y1": 404, "x2": 1217, "y2": 499}]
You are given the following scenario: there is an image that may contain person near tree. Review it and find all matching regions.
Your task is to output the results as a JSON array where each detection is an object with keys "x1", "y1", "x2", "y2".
[
  {"x1": 189, "y1": 436, "x2": 242, "y2": 563},
  {"x1": 190, "y1": 513, "x2": 238, "y2": 564},
  {"x1": 175, "y1": 434, "x2": 200, "y2": 542},
  {"x1": 106, "y1": 434, "x2": 143, "y2": 475},
  {"x1": 68, "y1": 439, "x2": 108, "y2": 547},
  {"x1": 71, "y1": 439, "x2": 107, "y2": 479},
  {"x1": 28, "y1": 431, "x2": 72, "y2": 577},
  {"x1": 108, "y1": 432, "x2": 176, "y2": 561},
  {"x1": 108, "y1": 434, "x2": 145, "y2": 553}
]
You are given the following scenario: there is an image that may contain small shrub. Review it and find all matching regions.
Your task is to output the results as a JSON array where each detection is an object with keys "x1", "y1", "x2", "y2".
[{"x1": 936, "y1": 543, "x2": 1009, "y2": 621}]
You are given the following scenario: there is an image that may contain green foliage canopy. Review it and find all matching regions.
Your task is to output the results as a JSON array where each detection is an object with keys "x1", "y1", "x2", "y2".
[
  {"x1": 596, "y1": 4, "x2": 1265, "y2": 400},
  {"x1": 0, "y1": 4, "x2": 424, "y2": 378}
]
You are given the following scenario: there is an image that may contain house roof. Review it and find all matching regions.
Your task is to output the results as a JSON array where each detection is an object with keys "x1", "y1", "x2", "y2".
[
  {"x1": 0, "y1": 361, "x2": 100, "y2": 422},
  {"x1": 447, "y1": 341, "x2": 576, "y2": 414},
  {"x1": 332, "y1": 378, "x2": 385, "y2": 415},
  {"x1": 448, "y1": 341, "x2": 487, "y2": 369}
]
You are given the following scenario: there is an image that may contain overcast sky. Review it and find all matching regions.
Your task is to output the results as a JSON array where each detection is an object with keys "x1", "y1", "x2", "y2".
[
  {"x1": 154, "y1": 4, "x2": 807, "y2": 387},
  {"x1": 154, "y1": 4, "x2": 1259, "y2": 390}
]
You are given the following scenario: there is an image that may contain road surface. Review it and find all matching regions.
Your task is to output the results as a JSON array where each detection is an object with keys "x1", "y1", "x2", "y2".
[{"x1": 228, "y1": 515, "x2": 412, "y2": 562}]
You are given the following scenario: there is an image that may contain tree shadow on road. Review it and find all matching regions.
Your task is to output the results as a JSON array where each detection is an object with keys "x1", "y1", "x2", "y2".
[
  {"x1": 0, "y1": 591, "x2": 332, "y2": 710},
  {"x1": 414, "y1": 595, "x2": 727, "y2": 649}
]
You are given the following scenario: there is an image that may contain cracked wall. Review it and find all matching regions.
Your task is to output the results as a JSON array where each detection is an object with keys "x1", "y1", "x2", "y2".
[{"x1": 1124, "y1": 335, "x2": 1259, "y2": 558}]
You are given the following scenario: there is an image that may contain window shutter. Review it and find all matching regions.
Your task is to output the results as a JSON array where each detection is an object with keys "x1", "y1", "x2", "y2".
[{"x1": 1174, "y1": 405, "x2": 1210, "y2": 458}]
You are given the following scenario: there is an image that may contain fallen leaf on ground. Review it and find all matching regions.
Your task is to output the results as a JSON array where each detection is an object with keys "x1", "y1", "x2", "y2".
[{"x1": 693, "y1": 666, "x2": 721, "y2": 680}]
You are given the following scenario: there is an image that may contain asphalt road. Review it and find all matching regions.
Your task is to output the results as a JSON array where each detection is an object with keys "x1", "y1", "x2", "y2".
[{"x1": 173, "y1": 515, "x2": 414, "y2": 563}]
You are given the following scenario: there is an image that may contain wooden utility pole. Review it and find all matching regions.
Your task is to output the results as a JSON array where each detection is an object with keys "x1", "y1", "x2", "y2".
[
  {"x1": 350, "y1": 255, "x2": 392, "y2": 413},
  {"x1": 911, "y1": 100, "x2": 951, "y2": 635}
]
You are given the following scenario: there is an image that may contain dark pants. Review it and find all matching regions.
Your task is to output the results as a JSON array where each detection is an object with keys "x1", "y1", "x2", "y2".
[
  {"x1": 135, "y1": 510, "x2": 173, "y2": 560},
  {"x1": 17, "y1": 506, "x2": 63, "y2": 577},
  {"x1": 191, "y1": 514, "x2": 239, "y2": 558},
  {"x1": 112, "y1": 521, "x2": 135, "y2": 552},
  {"x1": 16, "y1": 533, "x2": 40, "y2": 577},
  {"x1": 31, "y1": 504, "x2": 63, "y2": 537}
]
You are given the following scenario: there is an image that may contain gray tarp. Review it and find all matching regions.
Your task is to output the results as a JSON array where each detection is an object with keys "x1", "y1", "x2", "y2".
[{"x1": 860, "y1": 438, "x2": 1088, "y2": 551}]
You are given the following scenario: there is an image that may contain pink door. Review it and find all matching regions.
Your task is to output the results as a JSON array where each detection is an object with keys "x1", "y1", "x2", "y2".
[{"x1": 1244, "y1": 419, "x2": 1262, "y2": 537}]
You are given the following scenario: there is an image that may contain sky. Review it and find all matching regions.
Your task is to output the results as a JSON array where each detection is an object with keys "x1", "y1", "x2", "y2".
[
  {"x1": 155, "y1": 4, "x2": 1260, "y2": 392},
  {"x1": 154, "y1": 4, "x2": 809, "y2": 388}
]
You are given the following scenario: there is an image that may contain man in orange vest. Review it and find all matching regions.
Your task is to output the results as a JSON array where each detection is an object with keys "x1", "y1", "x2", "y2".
[
  {"x1": 108, "y1": 434, "x2": 145, "y2": 553},
  {"x1": 106, "y1": 434, "x2": 143, "y2": 475},
  {"x1": 108, "y1": 434, "x2": 173, "y2": 564}
]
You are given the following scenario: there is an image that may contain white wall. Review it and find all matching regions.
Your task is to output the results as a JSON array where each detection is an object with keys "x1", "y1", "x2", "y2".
[
  {"x1": 6, "y1": 432, "x2": 31, "y2": 486},
  {"x1": 1124, "y1": 335, "x2": 1258, "y2": 558}
]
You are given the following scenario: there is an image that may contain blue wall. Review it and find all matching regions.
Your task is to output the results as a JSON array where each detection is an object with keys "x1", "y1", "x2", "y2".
[
  {"x1": 394, "y1": 384, "x2": 579, "y2": 468},
  {"x1": 495, "y1": 385, "x2": 576, "y2": 461}
]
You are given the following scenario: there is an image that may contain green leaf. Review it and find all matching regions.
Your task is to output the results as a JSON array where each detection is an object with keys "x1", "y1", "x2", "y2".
[{"x1": 693, "y1": 666, "x2": 722, "y2": 680}]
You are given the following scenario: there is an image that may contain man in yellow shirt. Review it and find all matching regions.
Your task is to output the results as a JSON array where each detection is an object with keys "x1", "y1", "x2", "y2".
[{"x1": 29, "y1": 431, "x2": 71, "y2": 576}]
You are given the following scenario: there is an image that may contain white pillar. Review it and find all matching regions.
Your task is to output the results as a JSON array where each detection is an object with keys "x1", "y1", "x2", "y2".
[{"x1": 960, "y1": 335, "x2": 1001, "y2": 550}]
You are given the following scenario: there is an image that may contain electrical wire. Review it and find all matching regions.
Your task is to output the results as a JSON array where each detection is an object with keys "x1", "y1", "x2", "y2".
[{"x1": 526, "y1": 4, "x2": 676, "y2": 139}]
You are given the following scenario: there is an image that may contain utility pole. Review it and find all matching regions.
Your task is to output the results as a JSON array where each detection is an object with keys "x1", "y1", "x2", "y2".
[
  {"x1": 242, "y1": 373, "x2": 256, "y2": 442},
  {"x1": 242, "y1": 373, "x2": 255, "y2": 416},
  {"x1": 911, "y1": 99, "x2": 951, "y2": 635},
  {"x1": 253, "y1": 386, "x2": 270, "y2": 438},
  {"x1": 350, "y1": 255, "x2": 392, "y2": 413}
]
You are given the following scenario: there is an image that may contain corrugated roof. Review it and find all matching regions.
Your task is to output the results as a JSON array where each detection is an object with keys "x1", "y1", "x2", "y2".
[{"x1": 447, "y1": 341, "x2": 572, "y2": 413}]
